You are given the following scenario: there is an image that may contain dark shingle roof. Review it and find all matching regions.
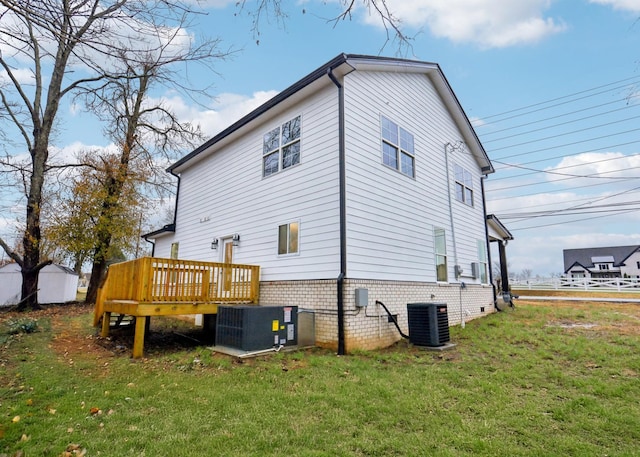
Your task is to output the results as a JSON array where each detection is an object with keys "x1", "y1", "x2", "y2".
[{"x1": 563, "y1": 245, "x2": 640, "y2": 273}]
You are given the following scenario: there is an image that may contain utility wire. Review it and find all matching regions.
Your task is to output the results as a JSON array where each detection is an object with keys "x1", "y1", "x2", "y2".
[
  {"x1": 476, "y1": 74, "x2": 640, "y2": 123},
  {"x1": 493, "y1": 140, "x2": 640, "y2": 171},
  {"x1": 491, "y1": 151, "x2": 640, "y2": 180},
  {"x1": 505, "y1": 208, "x2": 638, "y2": 231}
]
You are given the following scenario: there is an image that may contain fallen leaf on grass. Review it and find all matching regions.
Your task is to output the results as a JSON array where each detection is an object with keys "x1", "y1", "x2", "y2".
[
  {"x1": 61, "y1": 443, "x2": 87, "y2": 457},
  {"x1": 89, "y1": 407, "x2": 101, "y2": 415},
  {"x1": 12, "y1": 415, "x2": 20, "y2": 422}
]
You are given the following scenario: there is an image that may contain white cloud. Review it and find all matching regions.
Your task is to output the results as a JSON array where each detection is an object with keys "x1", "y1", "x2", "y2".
[
  {"x1": 362, "y1": 0, "x2": 567, "y2": 48},
  {"x1": 178, "y1": 90, "x2": 279, "y2": 137},
  {"x1": 590, "y1": 0, "x2": 640, "y2": 12},
  {"x1": 544, "y1": 151, "x2": 640, "y2": 188},
  {"x1": 0, "y1": 68, "x2": 35, "y2": 85}
]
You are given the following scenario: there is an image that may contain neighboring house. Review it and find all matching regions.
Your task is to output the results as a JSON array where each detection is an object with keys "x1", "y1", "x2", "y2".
[
  {"x1": 0, "y1": 263, "x2": 79, "y2": 306},
  {"x1": 563, "y1": 246, "x2": 640, "y2": 279},
  {"x1": 145, "y1": 53, "x2": 498, "y2": 351}
]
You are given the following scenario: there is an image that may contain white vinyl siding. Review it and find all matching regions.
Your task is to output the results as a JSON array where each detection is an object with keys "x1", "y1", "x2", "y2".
[
  {"x1": 343, "y1": 70, "x2": 487, "y2": 282},
  {"x1": 169, "y1": 84, "x2": 340, "y2": 280}
]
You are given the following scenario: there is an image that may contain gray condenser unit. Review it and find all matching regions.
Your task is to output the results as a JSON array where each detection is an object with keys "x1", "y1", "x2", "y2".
[
  {"x1": 407, "y1": 303, "x2": 450, "y2": 347},
  {"x1": 215, "y1": 305, "x2": 298, "y2": 351}
]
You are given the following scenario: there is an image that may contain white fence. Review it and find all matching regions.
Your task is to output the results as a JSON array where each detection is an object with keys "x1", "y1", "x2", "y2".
[{"x1": 512, "y1": 277, "x2": 640, "y2": 292}]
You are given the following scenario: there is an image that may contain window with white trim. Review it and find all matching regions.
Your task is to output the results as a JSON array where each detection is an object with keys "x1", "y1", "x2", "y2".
[
  {"x1": 434, "y1": 228, "x2": 447, "y2": 282},
  {"x1": 454, "y1": 164, "x2": 474, "y2": 206},
  {"x1": 278, "y1": 222, "x2": 299, "y2": 255},
  {"x1": 263, "y1": 116, "x2": 301, "y2": 177},
  {"x1": 477, "y1": 239, "x2": 488, "y2": 283},
  {"x1": 381, "y1": 115, "x2": 415, "y2": 178}
]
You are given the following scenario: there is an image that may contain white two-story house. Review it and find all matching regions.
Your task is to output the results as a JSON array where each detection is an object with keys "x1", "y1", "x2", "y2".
[{"x1": 145, "y1": 54, "x2": 497, "y2": 351}]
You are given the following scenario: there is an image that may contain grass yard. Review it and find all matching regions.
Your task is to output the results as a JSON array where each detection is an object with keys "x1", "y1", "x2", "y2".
[{"x1": 1, "y1": 300, "x2": 639, "y2": 456}]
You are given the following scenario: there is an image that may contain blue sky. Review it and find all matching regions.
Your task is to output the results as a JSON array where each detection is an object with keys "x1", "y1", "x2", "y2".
[{"x1": 2, "y1": 0, "x2": 640, "y2": 276}]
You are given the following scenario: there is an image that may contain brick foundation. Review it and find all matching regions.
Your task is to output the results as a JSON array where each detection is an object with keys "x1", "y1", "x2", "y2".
[{"x1": 259, "y1": 279, "x2": 495, "y2": 351}]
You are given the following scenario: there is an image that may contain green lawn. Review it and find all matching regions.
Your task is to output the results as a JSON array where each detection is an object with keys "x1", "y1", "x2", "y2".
[{"x1": 1, "y1": 301, "x2": 639, "y2": 456}]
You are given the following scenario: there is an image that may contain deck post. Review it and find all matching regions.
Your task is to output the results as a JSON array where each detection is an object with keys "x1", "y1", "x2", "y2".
[
  {"x1": 132, "y1": 316, "x2": 147, "y2": 359},
  {"x1": 101, "y1": 312, "x2": 112, "y2": 337}
]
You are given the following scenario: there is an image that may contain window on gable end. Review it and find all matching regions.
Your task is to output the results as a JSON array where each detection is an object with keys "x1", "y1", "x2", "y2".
[
  {"x1": 381, "y1": 115, "x2": 415, "y2": 178},
  {"x1": 454, "y1": 164, "x2": 474, "y2": 206},
  {"x1": 263, "y1": 115, "x2": 301, "y2": 177}
]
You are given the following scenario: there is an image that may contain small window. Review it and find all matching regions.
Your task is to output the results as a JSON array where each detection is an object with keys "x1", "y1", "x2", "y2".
[
  {"x1": 454, "y1": 164, "x2": 474, "y2": 206},
  {"x1": 263, "y1": 116, "x2": 301, "y2": 177},
  {"x1": 434, "y1": 228, "x2": 447, "y2": 282},
  {"x1": 381, "y1": 116, "x2": 415, "y2": 178},
  {"x1": 170, "y1": 242, "x2": 179, "y2": 259},
  {"x1": 278, "y1": 222, "x2": 299, "y2": 255},
  {"x1": 477, "y1": 240, "x2": 488, "y2": 283}
]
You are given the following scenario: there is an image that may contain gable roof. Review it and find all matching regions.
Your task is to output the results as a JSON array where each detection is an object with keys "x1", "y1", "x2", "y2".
[
  {"x1": 563, "y1": 245, "x2": 640, "y2": 273},
  {"x1": 168, "y1": 53, "x2": 493, "y2": 175}
]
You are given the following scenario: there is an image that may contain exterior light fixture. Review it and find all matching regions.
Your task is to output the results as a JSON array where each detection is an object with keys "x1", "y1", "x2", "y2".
[
  {"x1": 232, "y1": 233, "x2": 240, "y2": 246},
  {"x1": 211, "y1": 238, "x2": 219, "y2": 250}
]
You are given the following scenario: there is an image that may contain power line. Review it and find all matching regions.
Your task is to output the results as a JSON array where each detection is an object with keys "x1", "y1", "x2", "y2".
[
  {"x1": 487, "y1": 176, "x2": 639, "y2": 201},
  {"x1": 476, "y1": 74, "x2": 640, "y2": 123},
  {"x1": 491, "y1": 151, "x2": 640, "y2": 181},
  {"x1": 505, "y1": 208, "x2": 639, "y2": 231},
  {"x1": 493, "y1": 140, "x2": 640, "y2": 171},
  {"x1": 485, "y1": 111, "x2": 640, "y2": 151}
]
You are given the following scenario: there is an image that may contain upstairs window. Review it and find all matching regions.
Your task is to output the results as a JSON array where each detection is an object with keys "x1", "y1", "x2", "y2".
[
  {"x1": 263, "y1": 116, "x2": 301, "y2": 177},
  {"x1": 454, "y1": 164, "x2": 474, "y2": 206},
  {"x1": 381, "y1": 116, "x2": 415, "y2": 178}
]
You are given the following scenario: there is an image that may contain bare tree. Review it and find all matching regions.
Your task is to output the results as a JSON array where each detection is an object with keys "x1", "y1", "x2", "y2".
[
  {"x1": 80, "y1": 45, "x2": 224, "y2": 303},
  {"x1": 238, "y1": 0, "x2": 411, "y2": 53},
  {"x1": 0, "y1": 0, "x2": 407, "y2": 310},
  {"x1": 0, "y1": 0, "x2": 226, "y2": 310}
]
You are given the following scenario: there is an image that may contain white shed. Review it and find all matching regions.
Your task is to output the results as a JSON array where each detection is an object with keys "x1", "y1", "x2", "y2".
[{"x1": 0, "y1": 263, "x2": 79, "y2": 306}]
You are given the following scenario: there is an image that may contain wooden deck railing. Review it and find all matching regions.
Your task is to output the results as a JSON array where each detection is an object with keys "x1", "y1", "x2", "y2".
[{"x1": 93, "y1": 257, "x2": 260, "y2": 326}]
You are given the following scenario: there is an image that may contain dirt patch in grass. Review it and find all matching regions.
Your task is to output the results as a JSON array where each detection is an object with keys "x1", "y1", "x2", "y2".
[{"x1": 518, "y1": 299, "x2": 640, "y2": 336}]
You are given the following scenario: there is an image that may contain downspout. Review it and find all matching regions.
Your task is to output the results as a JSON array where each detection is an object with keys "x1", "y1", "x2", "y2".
[
  {"x1": 327, "y1": 68, "x2": 347, "y2": 356},
  {"x1": 444, "y1": 142, "x2": 463, "y2": 328},
  {"x1": 481, "y1": 176, "x2": 496, "y2": 306},
  {"x1": 168, "y1": 170, "x2": 181, "y2": 230}
]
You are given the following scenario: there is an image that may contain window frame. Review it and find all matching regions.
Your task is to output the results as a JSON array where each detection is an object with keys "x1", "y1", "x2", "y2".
[
  {"x1": 263, "y1": 115, "x2": 302, "y2": 178},
  {"x1": 380, "y1": 115, "x2": 415, "y2": 178},
  {"x1": 454, "y1": 163, "x2": 474, "y2": 206},
  {"x1": 434, "y1": 228, "x2": 447, "y2": 282},
  {"x1": 477, "y1": 239, "x2": 488, "y2": 284},
  {"x1": 277, "y1": 221, "x2": 300, "y2": 256}
]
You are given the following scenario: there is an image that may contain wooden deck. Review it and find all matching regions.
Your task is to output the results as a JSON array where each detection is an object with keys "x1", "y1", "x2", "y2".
[{"x1": 94, "y1": 257, "x2": 260, "y2": 358}]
